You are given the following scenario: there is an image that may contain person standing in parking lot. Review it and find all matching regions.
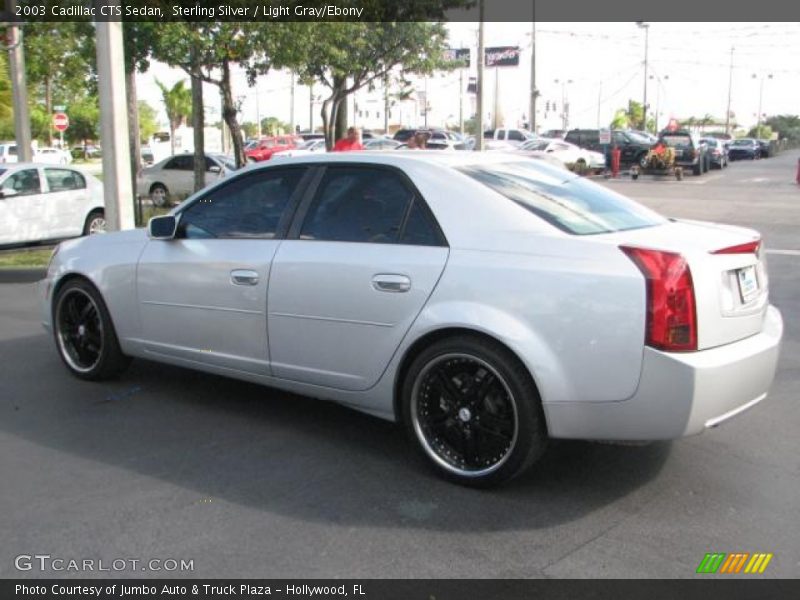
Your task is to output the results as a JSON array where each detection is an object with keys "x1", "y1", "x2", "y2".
[{"x1": 333, "y1": 127, "x2": 364, "y2": 152}]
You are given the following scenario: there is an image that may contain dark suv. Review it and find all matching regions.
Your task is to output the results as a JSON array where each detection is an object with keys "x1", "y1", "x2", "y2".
[
  {"x1": 659, "y1": 130, "x2": 709, "y2": 175},
  {"x1": 565, "y1": 129, "x2": 653, "y2": 168}
]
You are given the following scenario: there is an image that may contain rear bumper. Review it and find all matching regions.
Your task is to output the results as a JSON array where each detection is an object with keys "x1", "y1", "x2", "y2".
[{"x1": 544, "y1": 305, "x2": 783, "y2": 440}]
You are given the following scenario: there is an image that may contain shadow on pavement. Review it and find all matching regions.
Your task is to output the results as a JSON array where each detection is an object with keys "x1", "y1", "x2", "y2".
[{"x1": 1, "y1": 331, "x2": 671, "y2": 533}]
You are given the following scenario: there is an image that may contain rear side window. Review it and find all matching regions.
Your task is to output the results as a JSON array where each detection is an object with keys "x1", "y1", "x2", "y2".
[
  {"x1": 300, "y1": 167, "x2": 443, "y2": 246},
  {"x1": 458, "y1": 161, "x2": 665, "y2": 235},
  {"x1": 662, "y1": 135, "x2": 692, "y2": 148},
  {"x1": 508, "y1": 130, "x2": 525, "y2": 141},
  {"x1": 45, "y1": 169, "x2": 86, "y2": 192}
]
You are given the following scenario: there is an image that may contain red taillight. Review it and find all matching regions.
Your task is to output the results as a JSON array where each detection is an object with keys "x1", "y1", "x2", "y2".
[
  {"x1": 621, "y1": 246, "x2": 697, "y2": 352},
  {"x1": 711, "y1": 240, "x2": 761, "y2": 255}
]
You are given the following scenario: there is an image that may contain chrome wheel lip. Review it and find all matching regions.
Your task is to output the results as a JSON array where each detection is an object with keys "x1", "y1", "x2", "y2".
[
  {"x1": 55, "y1": 288, "x2": 104, "y2": 374},
  {"x1": 410, "y1": 352, "x2": 519, "y2": 479}
]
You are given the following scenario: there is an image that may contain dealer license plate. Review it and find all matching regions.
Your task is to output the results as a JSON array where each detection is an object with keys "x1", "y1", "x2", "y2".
[{"x1": 737, "y1": 265, "x2": 759, "y2": 303}]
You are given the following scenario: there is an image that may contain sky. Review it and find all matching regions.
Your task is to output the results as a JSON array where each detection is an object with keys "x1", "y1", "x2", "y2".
[{"x1": 136, "y1": 22, "x2": 800, "y2": 135}]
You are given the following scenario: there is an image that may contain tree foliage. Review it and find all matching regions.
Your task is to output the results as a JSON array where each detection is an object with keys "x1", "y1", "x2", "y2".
[
  {"x1": 155, "y1": 79, "x2": 192, "y2": 154},
  {"x1": 138, "y1": 101, "x2": 160, "y2": 143},
  {"x1": 287, "y1": 22, "x2": 455, "y2": 149},
  {"x1": 764, "y1": 114, "x2": 800, "y2": 141}
]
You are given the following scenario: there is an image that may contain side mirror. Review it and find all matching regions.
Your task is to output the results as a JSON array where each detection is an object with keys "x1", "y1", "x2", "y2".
[{"x1": 148, "y1": 214, "x2": 179, "y2": 240}]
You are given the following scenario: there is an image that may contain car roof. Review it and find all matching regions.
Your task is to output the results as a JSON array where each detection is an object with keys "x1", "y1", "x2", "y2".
[{"x1": 245, "y1": 150, "x2": 557, "y2": 172}]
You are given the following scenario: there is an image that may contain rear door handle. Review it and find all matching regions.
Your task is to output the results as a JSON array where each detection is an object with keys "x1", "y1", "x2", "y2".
[
  {"x1": 231, "y1": 269, "x2": 259, "y2": 286},
  {"x1": 372, "y1": 274, "x2": 411, "y2": 293}
]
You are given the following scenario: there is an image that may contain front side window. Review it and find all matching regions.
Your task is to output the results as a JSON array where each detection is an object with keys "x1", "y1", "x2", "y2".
[
  {"x1": 45, "y1": 169, "x2": 85, "y2": 192},
  {"x1": 178, "y1": 168, "x2": 305, "y2": 239},
  {"x1": 2, "y1": 169, "x2": 41, "y2": 196},
  {"x1": 458, "y1": 161, "x2": 665, "y2": 236},
  {"x1": 508, "y1": 130, "x2": 525, "y2": 141},
  {"x1": 300, "y1": 167, "x2": 432, "y2": 245}
]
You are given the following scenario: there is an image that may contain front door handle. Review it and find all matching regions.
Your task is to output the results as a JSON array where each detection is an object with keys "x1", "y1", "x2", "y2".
[
  {"x1": 372, "y1": 274, "x2": 411, "y2": 293},
  {"x1": 231, "y1": 269, "x2": 259, "y2": 286}
]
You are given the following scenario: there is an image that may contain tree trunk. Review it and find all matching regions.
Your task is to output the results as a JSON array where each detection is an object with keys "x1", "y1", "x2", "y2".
[
  {"x1": 45, "y1": 76, "x2": 53, "y2": 147},
  {"x1": 191, "y1": 70, "x2": 205, "y2": 193},
  {"x1": 125, "y1": 67, "x2": 141, "y2": 224},
  {"x1": 169, "y1": 123, "x2": 175, "y2": 156},
  {"x1": 321, "y1": 97, "x2": 333, "y2": 150},
  {"x1": 220, "y1": 59, "x2": 246, "y2": 168}
]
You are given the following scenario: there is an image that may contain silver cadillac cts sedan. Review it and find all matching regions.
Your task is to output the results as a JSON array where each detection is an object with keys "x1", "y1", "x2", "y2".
[{"x1": 41, "y1": 152, "x2": 783, "y2": 486}]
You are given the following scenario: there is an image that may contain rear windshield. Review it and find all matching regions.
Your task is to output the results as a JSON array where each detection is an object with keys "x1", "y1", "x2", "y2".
[
  {"x1": 661, "y1": 135, "x2": 691, "y2": 147},
  {"x1": 458, "y1": 161, "x2": 665, "y2": 235},
  {"x1": 732, "y1": 139, "x2": 753, "y2": 146}
]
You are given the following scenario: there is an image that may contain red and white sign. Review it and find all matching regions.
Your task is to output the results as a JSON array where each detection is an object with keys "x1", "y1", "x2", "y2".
[{"x1": 53, "y1": 112, "x2": 69, "y2": 132}]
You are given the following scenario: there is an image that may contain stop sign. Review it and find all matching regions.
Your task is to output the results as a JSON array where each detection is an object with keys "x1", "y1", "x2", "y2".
[{"x1": 53, "y1": 112, "x2": 69, "y2": 132}]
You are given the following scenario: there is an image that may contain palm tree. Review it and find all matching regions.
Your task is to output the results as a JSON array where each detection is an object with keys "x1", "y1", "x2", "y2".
[
  {"x1": 700, "y1": 114, "x2": 715, "y2": 132},
  {"x1": 155, "y1": 79, "x2": 192, "y2": 155}
]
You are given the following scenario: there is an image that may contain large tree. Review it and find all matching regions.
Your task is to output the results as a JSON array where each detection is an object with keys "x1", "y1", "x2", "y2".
[
  {"x1": 288, "y1": 22, "x2": 455, "y2": 149},
  {"x1": 151, "y1": 22, "x2": 303, "y2": 167},
  {"x1": 23, "y1": 22, "x2": 95, "y2": 146}
]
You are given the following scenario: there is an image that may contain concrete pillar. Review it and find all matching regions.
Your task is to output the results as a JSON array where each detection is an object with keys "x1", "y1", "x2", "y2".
[{"x1": 95, "y1": 15, "x2": 135, "y2": 231}]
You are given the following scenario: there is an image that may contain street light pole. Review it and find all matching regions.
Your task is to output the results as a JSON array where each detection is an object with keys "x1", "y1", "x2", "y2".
[
  {"x1": 476, "y1": 0, "x2": 485, "y2": 151},
  {"x1": 637, "y1": 22, "x2": 650, "y2": 131},
  {"x1": 529, "y1": 18, "x2": 537, "y2": 132},
  {"x1": 725, "y1": 47, "x2": 734, "y2": 135},
  {"x1": 753, "y1": 73, "x2": 773, "y2": 133}
]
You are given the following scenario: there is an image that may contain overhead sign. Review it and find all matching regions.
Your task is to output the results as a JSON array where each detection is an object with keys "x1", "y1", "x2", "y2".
[
  {"x1": 445, "y1": 48, "x2": 470, "y2": 68},
  {"x1": 485, "y1": 46, "x2": 520, "y2": 67},
  {"x1": 53, "y1": 112, "x2": 69, "y2": 132}
]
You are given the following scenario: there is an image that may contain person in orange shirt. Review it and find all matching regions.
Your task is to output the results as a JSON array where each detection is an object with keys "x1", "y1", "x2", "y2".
[{"x1": 332, "y1": 127, "x2": 364, "y2": 152}]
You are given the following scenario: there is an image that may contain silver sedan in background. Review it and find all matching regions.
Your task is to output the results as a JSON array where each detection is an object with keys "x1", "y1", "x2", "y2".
[{"x1": 42, "y1": 152, "x2": 782, "y2": 486}]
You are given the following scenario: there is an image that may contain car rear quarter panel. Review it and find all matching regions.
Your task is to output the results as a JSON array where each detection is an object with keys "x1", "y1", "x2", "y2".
[{"x1": 408, "y1": 241, "x2": 647, "y2": 406}]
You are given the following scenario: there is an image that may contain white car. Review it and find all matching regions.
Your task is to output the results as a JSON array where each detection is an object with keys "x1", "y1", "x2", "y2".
[
  {"x1": 136, "y1": 153, "x2": 237, "y2": 207},
  {"x1": 521, "y1": 138, "x2": 606, "y2": 169},
  {"x1": 1, "y1": 163, "x2": 105, "y2": 246},
  {"x1": 272, "y1": 139, "x2": 327, "y2": 158},
  {"x1": 41, "y1": 152, "x2": 782, "y2": 486},
  {"x1": 33, "y1": 147, "x2": 73, "y2": 165}
]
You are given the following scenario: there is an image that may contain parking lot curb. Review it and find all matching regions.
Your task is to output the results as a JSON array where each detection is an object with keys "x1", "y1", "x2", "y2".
[{"x1": 0, "y1": 268, "x2": 46, "y2": 283}]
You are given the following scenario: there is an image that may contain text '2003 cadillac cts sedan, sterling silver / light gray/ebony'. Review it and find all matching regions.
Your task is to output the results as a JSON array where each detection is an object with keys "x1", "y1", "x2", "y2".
[{"x1": 40, "y1": 152, "x2": 783, "y2": 487}]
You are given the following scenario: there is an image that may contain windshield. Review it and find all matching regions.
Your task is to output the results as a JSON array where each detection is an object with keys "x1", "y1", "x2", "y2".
[
  {"x1": 627, "y1": 132, "x2": 653, "y2": 143},
  {"x1": 458, "y1": 161, "x2": 665, "y2": 235}
]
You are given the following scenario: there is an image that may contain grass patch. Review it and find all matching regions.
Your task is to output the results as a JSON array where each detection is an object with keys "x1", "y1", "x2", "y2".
[{"x1": 0, "y1": 248, "x2": 53, "y2": 268}]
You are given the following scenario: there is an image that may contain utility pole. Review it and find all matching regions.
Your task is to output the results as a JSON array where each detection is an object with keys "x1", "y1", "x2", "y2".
[
  {"x1": 95, "y1": 13, "x2": 134, "y2": 231},
  {"x1": 383, "y1": 73, "x2": 389, "y2": 134},
  {"x1": 529, "y1": 17, "x2": 537, "y2": 133},
  {"x1": 289, "y1": 71, "x2": 295, "y2": 132},
  {"x1": 637, "y1": 22, "x2": 650, "y2": 131},
  {"x1": 597, "y1": 82, "x2": 602, "y2": 129},
  {"x1": 476, "y1": 0, "x2": 485, "y2": 151},
  {"x1": 459, "y1": 49, "x2": 465, "y2": 137},
  {"x1": 7, "y1": 0, "x2": 33, "y2": 162},
  {"x1": 309, "y1": 83, "x2": 314, "y2": 133},
  {"x1": 725, "y1": 47, "x2": 734, "y2": 135}
]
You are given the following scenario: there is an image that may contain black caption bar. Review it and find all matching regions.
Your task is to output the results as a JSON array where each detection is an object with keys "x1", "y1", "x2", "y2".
[
  {"x1": 4, "y1": 580, "x2": 800, "y2": 600},
  {"x1": 2, "y1": 0, "x2": 800, "y2": 22}
]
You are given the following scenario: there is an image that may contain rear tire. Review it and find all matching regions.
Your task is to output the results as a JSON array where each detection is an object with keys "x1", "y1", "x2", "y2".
[
  {"x1": 53, "y1": 279, "x2": 131, "y2": 381},
  {"x1": 401, "y1": 335, "x2": 547, "y2": 487},
  {"x1": 83, "y1": 210, "x2": 105, "y2": 236}
]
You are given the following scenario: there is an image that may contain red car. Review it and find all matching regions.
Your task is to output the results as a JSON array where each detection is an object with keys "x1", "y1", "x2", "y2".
[{"x1": 245, "y1": 136, "x2": 301, "y2": 162}]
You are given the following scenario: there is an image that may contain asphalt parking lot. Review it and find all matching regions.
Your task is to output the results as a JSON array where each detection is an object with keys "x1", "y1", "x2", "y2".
[{"x1": 1, "y1": 152, "x2": 798, "y2": 579}]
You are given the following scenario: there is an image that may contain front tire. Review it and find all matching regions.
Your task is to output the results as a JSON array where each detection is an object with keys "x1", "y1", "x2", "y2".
[
  {"x1": 53, "y1": 279, "x2": 131, "y2": 381},
  {"x1": 401, "y1": 335, "x2": 547, "y2": 487}
]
